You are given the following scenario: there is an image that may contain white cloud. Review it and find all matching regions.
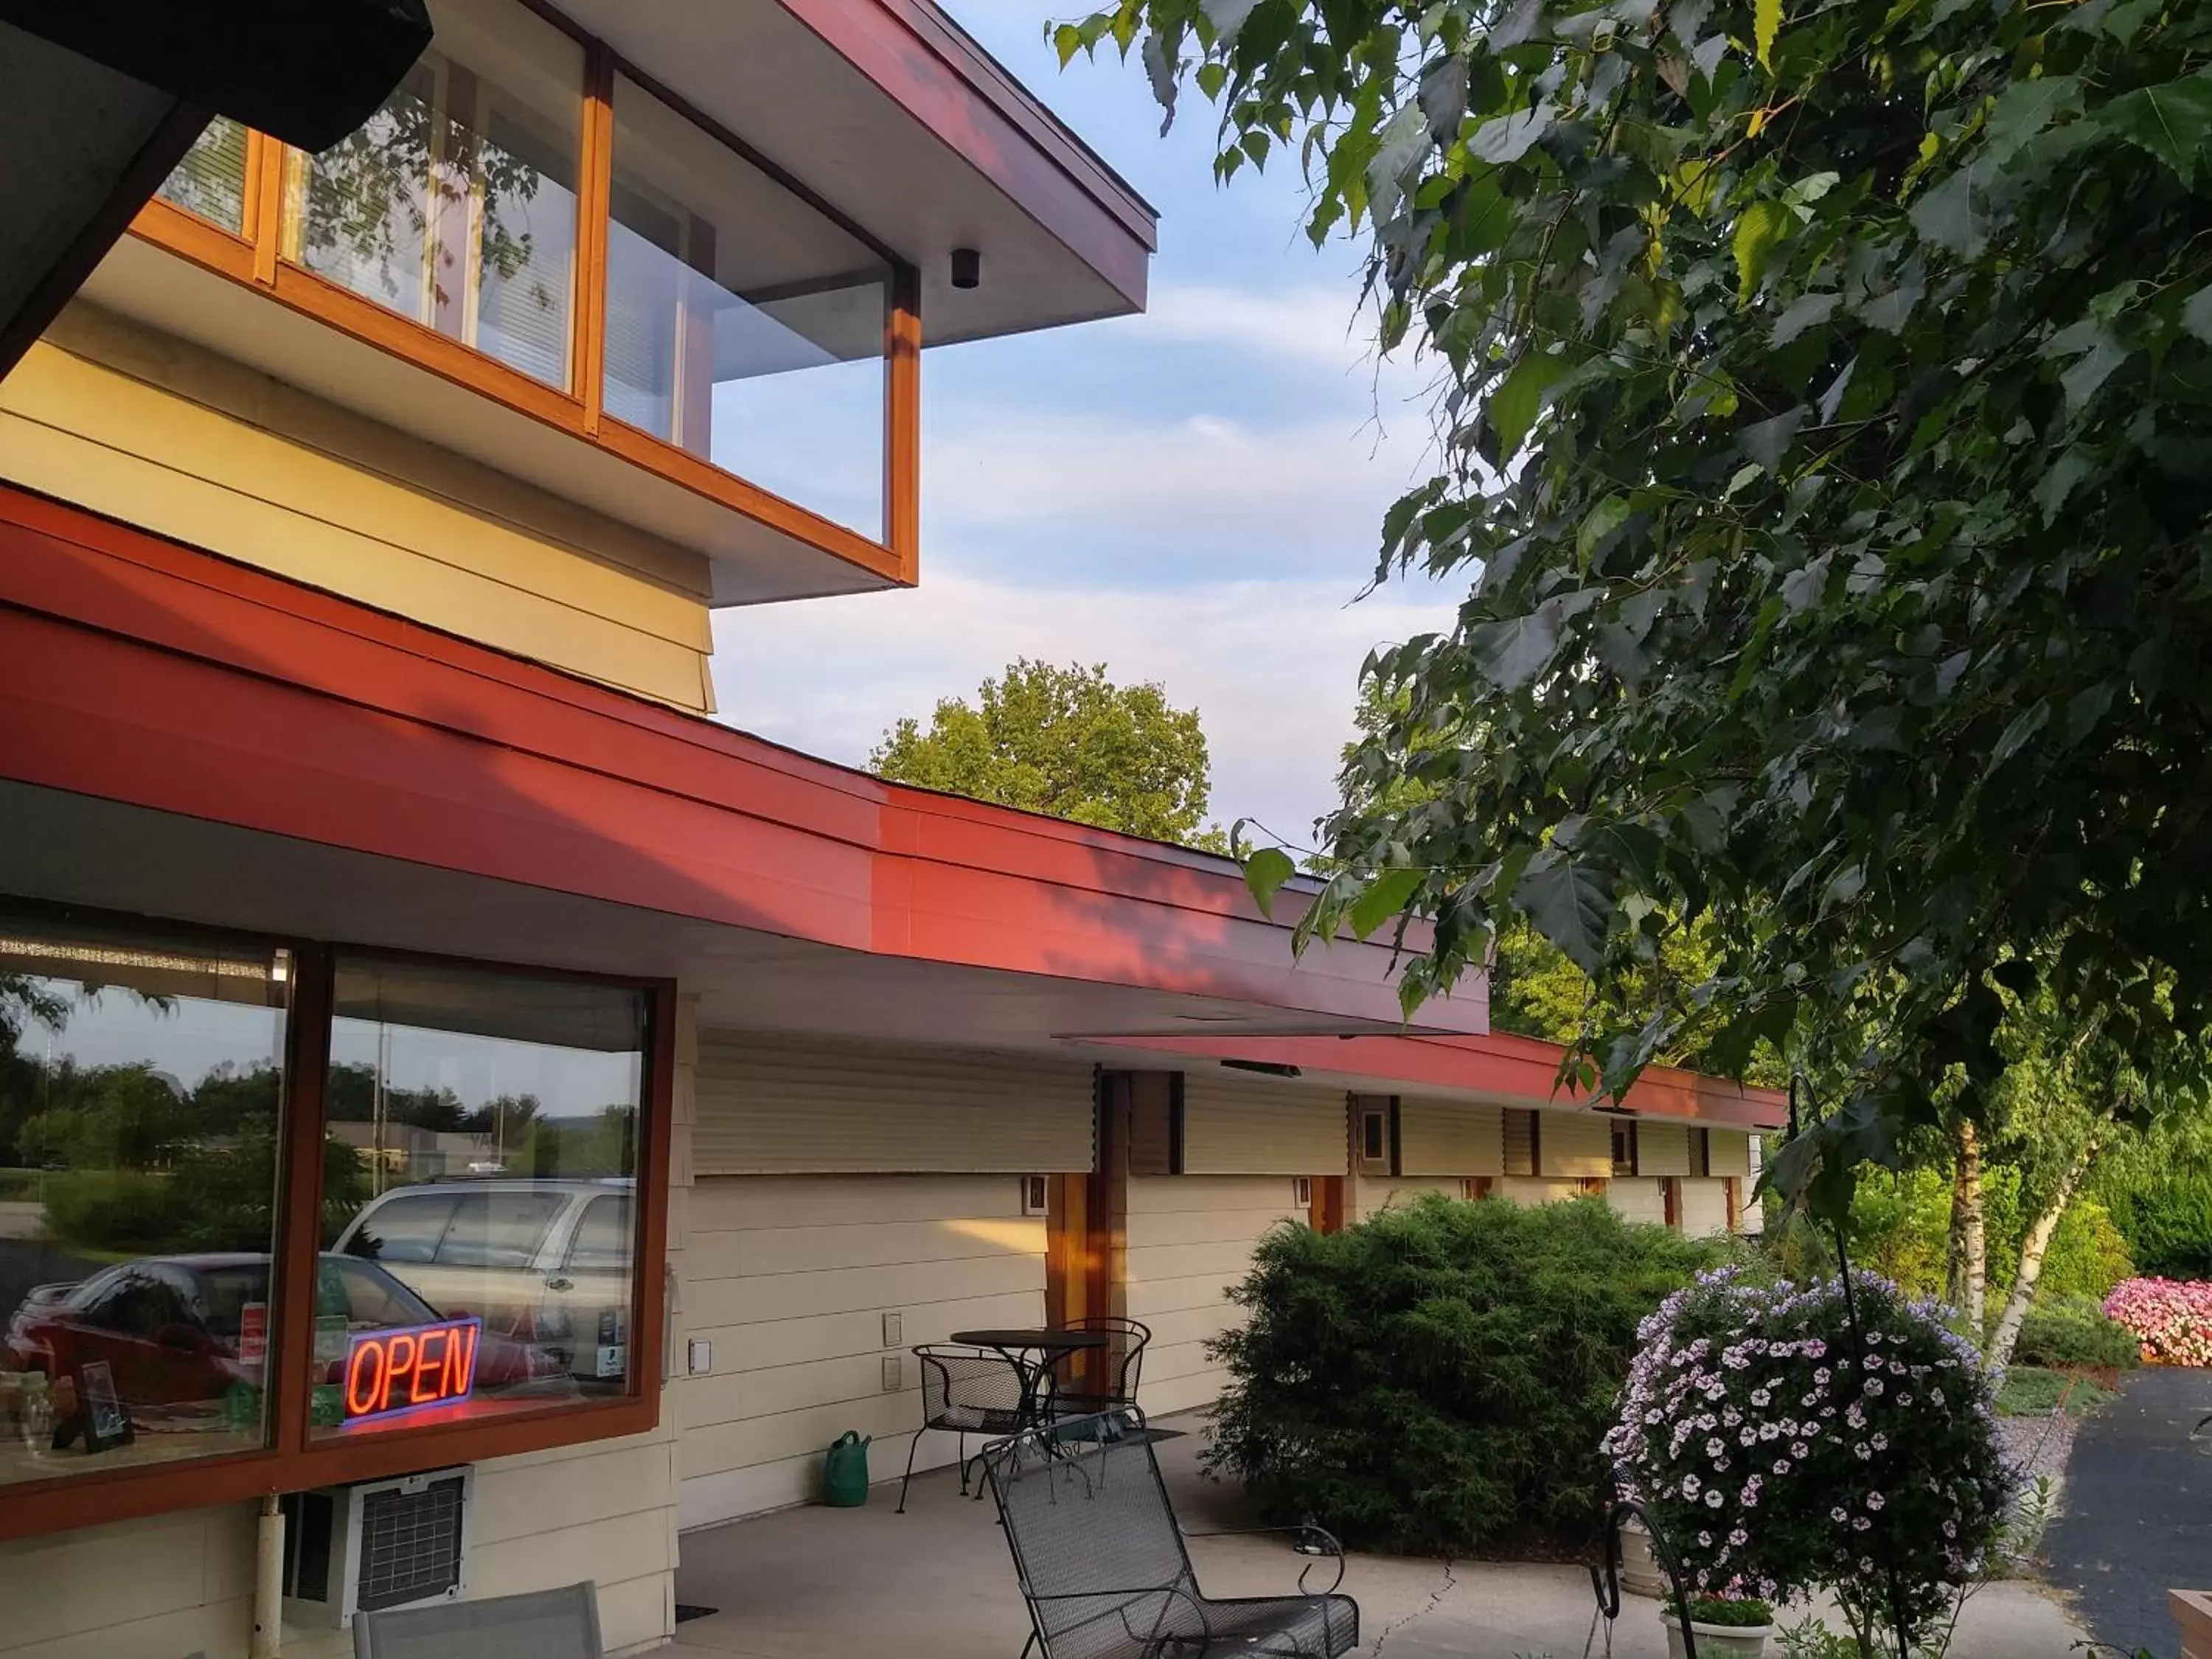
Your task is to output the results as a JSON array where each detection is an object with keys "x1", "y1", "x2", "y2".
[
  {"x1": 1141, "y1": 282, "x2": 1391, "y2": 369},
  {"x1": 710, "y1": 567, "x2": 1460, "y2": 849}
]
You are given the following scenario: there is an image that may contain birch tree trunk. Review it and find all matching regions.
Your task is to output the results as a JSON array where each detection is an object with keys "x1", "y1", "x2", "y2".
[
  {"x1": 1955, "y1": 1120, "x2": 1987, "y2": 1334},
  {"x1": 1986, "y1": 1138, "x2": 2099, "y2": 1372}
]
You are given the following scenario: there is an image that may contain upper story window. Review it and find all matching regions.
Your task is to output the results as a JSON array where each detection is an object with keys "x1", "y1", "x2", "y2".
[
  {"x1": 140, "y1": 0, "x2": 915, "y2": 570},
  {"x1": 606, "y1": 75, "x2": 887, "y2": 539},
  {"x1": 284, "y1": 0, "x2": 583, "y2": 391}
]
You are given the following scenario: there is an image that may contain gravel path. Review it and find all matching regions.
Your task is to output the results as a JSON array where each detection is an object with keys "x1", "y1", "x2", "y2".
[{"x1": 1999, "y1": 1406, "x2": 2082, "y2": 1496}]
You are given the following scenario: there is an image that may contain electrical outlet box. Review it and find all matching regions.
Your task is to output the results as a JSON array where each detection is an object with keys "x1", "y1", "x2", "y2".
[
  {"x1": 687, "y1": 1338, "x2": 712, "y2": 1376},
  {"x1": 881, "y1": 1353, "x2": 902, "y2": 1392},
  {"x1": 881, "y1": 1311, "x2": 902, "y2": 1348}
]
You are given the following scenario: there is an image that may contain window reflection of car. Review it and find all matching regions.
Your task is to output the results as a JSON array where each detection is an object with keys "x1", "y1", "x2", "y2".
[
  {"x1": 332, "y1": 1178, "x2": 633, "y2": 1382},
  {"x1": 2, "y1": 1253, "x2": 571, "y2": 1427}
]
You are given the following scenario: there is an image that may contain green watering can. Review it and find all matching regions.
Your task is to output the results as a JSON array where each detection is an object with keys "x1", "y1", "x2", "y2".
[{"x1": 822, "y1": 1430, "x2": 872, "y2": 1507}]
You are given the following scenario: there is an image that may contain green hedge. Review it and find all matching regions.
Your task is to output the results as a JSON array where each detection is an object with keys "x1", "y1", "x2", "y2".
[
  {"x1": 2106, "y1": 1175, "x2": 2212, "y2": 1281},
  {"x1": 1202, "y1": 1194, "x2": 1718, "y2": 1556},
  {"x1": 2010, "y1": 1292, "x2": 2140, "y2": 1371}
]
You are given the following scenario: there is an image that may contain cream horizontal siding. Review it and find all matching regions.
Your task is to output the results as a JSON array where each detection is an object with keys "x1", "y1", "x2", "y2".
[
  {"x1": 1124, "y1": 1175, "x2": 1302, "y2": 1416},
  {"x1": 675, "y1": 1173, "x2": 1047, "y2": 1529},
  {"x1": 1707, "y1": 1129, "x2": 1754, "y2": 1178},
  {"x1": 0, "y1": 1429, "x2": 677, "y2": 1659},
  {"x1": 1607, "y1": 1178, "x2": 1669, "y2": 1227},
  {"x1": 1540, "y1": 1112, "x2": 1612, "y2": 1179},
  {"x1": 1351, "y1": 1177, "x2": 1458, "y2": 1222},
  {"x1": 1496, "y1": 1177, "x2": 1584, "y2": 1206},
  {"x1": 1637, "y1": 1121, "x2": 1693, "y2": 1177},
  {"x1": 1180, "y1": 1073, "x2": 1346, "y2": 1175},
  {"x1": 1398, "y1": 1097, "x2": 1504, "y2": 1176},
  {"x1": 692, "y1": 1034, "x2": 1093, "y2": 1175},
  {"x1": 3, "y1": 315, "x2": 717, "y2": 710},
  {"x1": 1681, "y1": 1179, "x2": 1733, "y2": 1238}
]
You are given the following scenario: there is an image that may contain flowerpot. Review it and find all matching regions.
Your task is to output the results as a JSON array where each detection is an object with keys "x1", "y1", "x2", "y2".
[
  {"x1": 1663, "y1": 1616, "x2": 1773, "y2": 1658},
  {"x1": 1617, "y1": 1524, "x2": 1667, "y2": 1599}
]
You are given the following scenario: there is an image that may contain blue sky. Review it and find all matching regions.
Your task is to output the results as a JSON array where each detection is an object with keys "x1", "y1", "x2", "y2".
[{"x1": 709, "y1": 2, "x2": 1459, "y2": 848}]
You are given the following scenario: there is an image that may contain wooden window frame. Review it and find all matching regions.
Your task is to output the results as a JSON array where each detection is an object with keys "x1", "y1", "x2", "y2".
[
  {"x1": 123, "y1": 1, "x2": 920, "y2": 588},
  {"x1": 0, "y1": 902, "x2": 675, "y2": 1545},
  {"x1": 1610, "y1": 1116, "x2": 1638, "y2": 1179}
]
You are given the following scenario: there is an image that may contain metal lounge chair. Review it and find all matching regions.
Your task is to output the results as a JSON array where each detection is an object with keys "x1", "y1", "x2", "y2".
[
  {"x1": 982, "y1": 1409, "x2": 1359, "y2": 1658},
  {"x1": 899, "y1": 1343, "x2": 1034, "y2": 1512},
  {"x1": 1043, "y1": 1316, "x2": 1152, "y2": 1422},
  {"x1": 351, "y1": 1580, "x2": 602, "y2": 1658}
]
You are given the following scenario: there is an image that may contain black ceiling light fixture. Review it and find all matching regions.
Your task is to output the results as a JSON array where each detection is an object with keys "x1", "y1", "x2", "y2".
[{"x1": 950, "y1": 247, "x2": 982, "y2": 290}]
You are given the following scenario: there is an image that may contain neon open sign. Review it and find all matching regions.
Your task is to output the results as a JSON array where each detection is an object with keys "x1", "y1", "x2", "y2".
[{"x1": 344, "y1": 1318, "x2": 481, "y2": 1424}]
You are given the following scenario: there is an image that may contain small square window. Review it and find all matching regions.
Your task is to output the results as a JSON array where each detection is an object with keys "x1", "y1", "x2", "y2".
[
  {"x1": 1020, "y1": 1175, "x2": 1049, "y2": 1217},
  {"x1": 1610, "y1": 1119, "x2": 1638, "y2": 1178},
  {"x1": 1360, "y1": 1110, "x2": 1388, "y2": 1163},
  {"x1": 1293, "y1": 1175, "x2": 1314, "y2": 1208}
]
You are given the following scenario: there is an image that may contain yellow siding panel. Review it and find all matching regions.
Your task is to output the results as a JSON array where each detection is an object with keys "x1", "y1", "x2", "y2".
[
  {"x1": 1180, "y1": 1074, "x2": 1346, "y2": 1175},
  {"x1": 1123, "y1": 1175, "x2": 1297, "y2": 1413},
  {"x1": 1351, "y1": 1178, "x2": 1458, "y2": 1221},
  {"x1": 1497, "y1": 1177, "x2": 1583, "y2": 1206},
  {"x1": 1540, "y1": 1112, "x2": 1612, "y2": 1179},
  {"x1": 1682, "y1": 1179, "x2": 1733, "y2": 1237},
  {"x1": 1607, "y1": 1178, "x2": 1669, "y2": 1226},
  {"x1": 1707, "y1": 1129, "x2": 1753, "y2": 1178},
  {"x1": 1, "y1": 328, "x2": 715, "y2": 709},
  {"x1": 1637, "y1": 1121, "x2": 1693, "y2": 1177},
  {"x1": 692, "y1": 1035, "x2": 1094, "y2": 1175},
  {"x1": 1398, "y1": 1098, "x2": 1504, "y2": 1176}
]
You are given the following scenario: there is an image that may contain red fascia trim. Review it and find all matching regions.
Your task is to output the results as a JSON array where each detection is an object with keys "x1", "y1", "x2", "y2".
[
  {"x1": 0, "y1": 488, "x2": 1460, "y2": 1029},
  {"x1": 778, "y1": 0, "x2": 1155, "y2": 309},
  {"x1": 1099, "y1": 1032, "x2": 1790, "y2": 1130}
]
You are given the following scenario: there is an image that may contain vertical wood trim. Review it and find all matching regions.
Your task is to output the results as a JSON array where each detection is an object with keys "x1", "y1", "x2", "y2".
[
  {"x1": 884, "y1": 262, "x2": 922, "y2": 579},
  {"x1": 1386, "y1": 1096, "x2": 1403, "y2": 1178},
  {"x1": 1725, "y1": 1177, "x2": 1741, "y2": 1234},
  {"x1": 633, "y1": 981, "x2": 677, "y2": 1406},
  {"x1": 1663, "y1": 1177, "x2": 1682, "y2": 1230},
  {"x1": 251, "y1": 137, "x2": 286, "y2": 288},
  {"x1": 1166, "y1": 1071, "x2": 1186, "y2": 1176},
  {"x1": 1312, "y1": 1175, "x2": 1346, "y2": 1234},
  {"x1": 271, "y1": 942, "x2": 333, "y2": 1454},
  {"x1": 574, "y1": 43, "x2": 616, "y2": 428},
  {"x1": 1099, "y1": 1073, "x2": 1132, "y2": 1324}
]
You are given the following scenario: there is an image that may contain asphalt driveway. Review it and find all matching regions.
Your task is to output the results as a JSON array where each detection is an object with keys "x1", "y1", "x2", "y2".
[{"x1": 2042, "y1": 1367, "x2": 2212, "y2": 1658}]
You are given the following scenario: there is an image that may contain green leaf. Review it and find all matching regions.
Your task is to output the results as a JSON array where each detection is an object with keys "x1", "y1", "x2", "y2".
[
  {"x1": 1202, "y1": 0, "x2": 1263, "y2": 38},
  {"x1": 1514, "y1": 852, "x2": 1613, "y2": 973},
  {"x1": 1576, "y1": 495, "x2": 1632, "y2": 568},
  {"x1": 1470, "y1": 100, "x2": 1555, "y2": 164},
  {"x1": 1753, "y1": 0, "x2": 1781, "y2": 70},
  {"x1": 1467, "y1": 606, "x2": 1562, "y2": 690},
  {"x1": 1488, "y1": 351, "x2": 1572, "y2": 454},
  {"x1": 1909, "y1": 166, "x2": 1987, "y2": 257},
  {"x1": 2035, "y1": 448, "x2": 2096, "y2": 523},
  {"x1": 2093, "y1": 73, "x2": 2212, "y2": 184},
  {"x1": 1769, "y1": 291, "x2": 1838, "y2": 347},
  {"x1": 1349, "y1": 867, "x2": 1424, "y2": 939},
  {"x1": 2180, "y1": 284, "x2": 2212, "y2": 345},
  {"x1": 1052, "y1": 23, "x2": 1085, "y2": 67},
  {"x1": 1243, "y1": 846, "x2": 1297, "y2": 919},
  {"x1": 1983, "y1": 75, "x2": 2083, "y2": 165},
  {"x1": 1731, "y1": 199, "x2": 1790, "y2": 302}
]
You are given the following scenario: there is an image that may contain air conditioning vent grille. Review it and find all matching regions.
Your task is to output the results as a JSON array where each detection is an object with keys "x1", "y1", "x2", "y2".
[{"x1": 356, "y1": 1475, "x2": 467, "y2": 1612}]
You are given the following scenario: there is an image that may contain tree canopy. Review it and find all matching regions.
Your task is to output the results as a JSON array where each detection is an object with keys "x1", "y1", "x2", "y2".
[
  {"x1": 872, "y1": 658, "x2": 1229, "y2": 849},
  {"x1": 1070, "y1": 0, "x2": 2212, "y2": 1208}
]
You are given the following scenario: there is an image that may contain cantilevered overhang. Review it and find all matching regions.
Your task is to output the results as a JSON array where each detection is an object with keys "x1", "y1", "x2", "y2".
[
  {"x1": 1087, "y1": 1032, "x2": 1790, "y2": 1131},
  {"x1": 0, "y1": 485, "x2": 1474, "y2": 1040},
  {"x1": 549, "y1": 0, "x2": 1158, "y2": 343}
]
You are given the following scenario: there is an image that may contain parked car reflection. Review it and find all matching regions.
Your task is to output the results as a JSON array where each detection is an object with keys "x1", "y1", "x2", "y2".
[{"x1": 3, "y1": 1251, "x2": 573, "y2": 1436}]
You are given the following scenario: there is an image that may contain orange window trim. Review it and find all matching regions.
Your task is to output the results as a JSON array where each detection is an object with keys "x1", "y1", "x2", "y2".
[
  {"x1": 0, "y1": 919, "x2": 677, "y2": 1546},
  {"x1": 120, "y1": 6, "x2": 922, "y2": 595}
]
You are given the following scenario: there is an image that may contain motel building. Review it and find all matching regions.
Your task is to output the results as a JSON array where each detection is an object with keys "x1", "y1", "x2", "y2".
[{"x1": 0, "y1": 2, "x2": 1786, "y2": 1652}]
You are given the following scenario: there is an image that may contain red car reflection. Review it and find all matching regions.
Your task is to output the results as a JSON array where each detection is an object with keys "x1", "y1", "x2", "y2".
[{"x1": 4, "y1": 1252, "x2": 571, "y2": 1427}]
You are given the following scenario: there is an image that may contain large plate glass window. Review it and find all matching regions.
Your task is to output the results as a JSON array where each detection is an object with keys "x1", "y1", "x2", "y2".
[
  {"x1": 605, "y1": 74, "x2": 888, "y2": 538},
  {"x1": 0, "y1": 916, "x2": 289, "y2": 1484},
  {"x1": 316, "y1": 958, "x2": 644, "y2": 1437},
  {"x1": 282, "y1": 0, "x2": 584, "y2": 388},
  {"x1": 156, "y1": 117, "x2": 251, "y2": 233}
]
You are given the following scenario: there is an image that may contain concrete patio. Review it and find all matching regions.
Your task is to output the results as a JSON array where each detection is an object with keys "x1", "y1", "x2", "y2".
[{"x1": 658, "y1": 1413, "x2": 2087, "y2": 1658}]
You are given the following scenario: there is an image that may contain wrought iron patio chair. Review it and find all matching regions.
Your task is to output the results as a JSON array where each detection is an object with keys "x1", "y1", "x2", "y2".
[
  {"x1": 352, "y1": 1580, "x2": 602, "y2": 1658},
  {"x1": 1591, "y1": 1465, "x2": 1702, "y2": 1658},
  {"x1": 897, "y1": 1343, "x2": 1034, "y2": 1512},
  {"x1": 1043, "y1": 1316, "x2": 1152, "y2": 1422},
  {"x1": 982, "y1": 1409, "x2": 1359, "y2": 1658}
]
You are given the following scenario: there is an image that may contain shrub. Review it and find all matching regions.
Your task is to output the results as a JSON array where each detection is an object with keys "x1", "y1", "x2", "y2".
[
  {"x1": 1606, "y1": 1268, "x2": 2011, "y2": 1650},
  {"x1": 1994, "y1": 1366, "x2": 2113, "y2": 1419},
  {"x1": 2102, "y1": 1277, "x2": 2212, "y2": 1366},
  {"x1": 1687, "y1": 1596, "x2": 1775, "y2": 1627},
  {"x1": 2107, "y1": 1177, "x2": 2212, "y2": 1281},
  {"x1": 2009, "y1": 1293, "x2": 2140, "y2": 1371},
  {"x1": 1203, "y1": 1194, "x2": 1717, "y2": 1555}
]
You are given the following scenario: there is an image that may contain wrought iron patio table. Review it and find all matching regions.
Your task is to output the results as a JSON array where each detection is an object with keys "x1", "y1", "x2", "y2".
[{"x1": 949, "y1": 1328, "x2": 1109, "y2": 1430}]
